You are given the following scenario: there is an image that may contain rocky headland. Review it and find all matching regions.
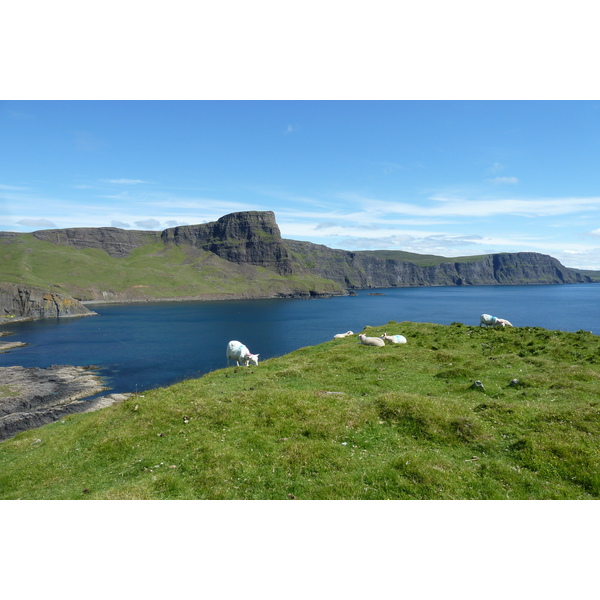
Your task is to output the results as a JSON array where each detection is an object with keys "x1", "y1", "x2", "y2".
[
  {"x1": 0, "y1": 283, "x2": 96, "y2": 325},
  {"x1": 0, "y1": 364, "x2": 130, "y2": 441}
]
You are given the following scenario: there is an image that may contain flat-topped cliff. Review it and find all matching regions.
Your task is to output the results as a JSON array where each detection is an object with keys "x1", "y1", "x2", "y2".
[{"x1": 161, "y1": 211, "x2": 294, "y2": 275}]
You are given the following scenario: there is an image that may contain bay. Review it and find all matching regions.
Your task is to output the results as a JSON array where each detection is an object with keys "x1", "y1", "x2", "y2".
[{"x1": 1, "y1": 283, "x2": 598, "y2": 397}]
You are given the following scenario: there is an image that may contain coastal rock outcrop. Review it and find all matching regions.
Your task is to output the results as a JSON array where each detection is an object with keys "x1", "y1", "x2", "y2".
[
  {"x1": 0, "y1": 365, "x2": 128, "y2": 441},
  {"x1": 0, "y1": 284, "x2": 96, "y2": 323}
]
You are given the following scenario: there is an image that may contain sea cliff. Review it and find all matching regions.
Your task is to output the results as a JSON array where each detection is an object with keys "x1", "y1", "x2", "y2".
[{"x1": 0, "y1": 211, "x2": 595, "y2": 321}]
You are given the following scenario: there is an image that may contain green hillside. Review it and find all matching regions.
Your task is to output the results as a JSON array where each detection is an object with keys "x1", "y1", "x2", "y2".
[
  {"x1": 0, "y1": 234, "x2": 342, "y2": 300},
  {"x1": 1, "y1": 322, "x2": 598, "y2": 500}
]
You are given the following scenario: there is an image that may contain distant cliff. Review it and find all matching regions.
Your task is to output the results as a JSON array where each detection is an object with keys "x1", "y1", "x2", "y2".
[
  {"x1": 0, "y1": 211, "x2": 595, "y2": 320},
  {"x1": 285, "y1": 240, "x2": 592, "y2": 287}
]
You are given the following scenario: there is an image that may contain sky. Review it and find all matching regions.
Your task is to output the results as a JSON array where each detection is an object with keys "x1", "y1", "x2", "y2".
[{"x1": 2, "y1": 100, "x2": 600, "y2": 269}]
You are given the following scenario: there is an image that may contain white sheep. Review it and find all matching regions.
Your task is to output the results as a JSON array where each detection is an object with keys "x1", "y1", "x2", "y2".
[
  {"x1": 381, "y1": 332, "x2": 407, "y2": 344},
  {"x1": 480, "y1": 314, "x2": 513, "y2": 327},
  {"x1": 357, "y1": 334, "x2": 385, "y2": 347},
  {"x1": 333, "y1": 330, "x2": 354, "y2": 339},
  {"x1": 226, "y1": 340, "x2": 259, "y2": 367}
]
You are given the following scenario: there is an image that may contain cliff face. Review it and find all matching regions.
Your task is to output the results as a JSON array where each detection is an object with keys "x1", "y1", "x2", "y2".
[
  {"x1": 32, "y1": 227, "x2": 161, "y2": 258},
  {"x1": 285, "y1": 240, "x2": 592, "y2": 287},
  {"x1": 0, "y1": 284, "x2": 95, "y2": 322},
  {"x1": 161, "y1": 211, "x2": 294, "y2": 275}
]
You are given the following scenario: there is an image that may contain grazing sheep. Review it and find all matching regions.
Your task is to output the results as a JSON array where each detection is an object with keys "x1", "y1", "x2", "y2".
[
  {"x1": 357, "y1": 334, "x2": 385, "y2": 347},
  {"x1": 381, "y1": 332, "x2": 407, "y2": 344},
  {"x1": 480, "y1": 314, "x2": 513, "y2": 327},
  {"x1": 333, "y1": 330, "x2": 354, "y2": 339},
  {"x1": 226, "y1": 340, "x2": 259, "y2": 367}
]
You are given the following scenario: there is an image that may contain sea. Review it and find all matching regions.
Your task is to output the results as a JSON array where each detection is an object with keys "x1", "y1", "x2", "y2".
[{"x1": 1, "y1": 283, "x2": 598, "y2": 397}]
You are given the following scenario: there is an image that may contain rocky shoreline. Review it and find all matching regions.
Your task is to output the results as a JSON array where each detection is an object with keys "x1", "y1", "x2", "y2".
[{"x1": 0, "y1": 364, "x2": 131, "y2": 441}]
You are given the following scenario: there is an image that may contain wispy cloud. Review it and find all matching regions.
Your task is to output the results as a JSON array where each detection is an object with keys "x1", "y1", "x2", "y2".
[
  {"x1": 17, "y1": 218, "x2": 57, "y2": 229},
  {"x1": 359, "y1": 195, "x2": 600, "y2": 219},
  {"x1": 111, "y1": 220, "x2": 131, "y2": 228},
  {"x1": 0, "y1": 184, "x2": 30, "y2": 191},
  {"x1": 104, "y1": 179, "x2": 152, "y2": 185},
  {"x1": 134, "y1": 218, "x2": 162, "y2": 229},
  {"x1": 486, "y1": 176, "x2": 519, "y2": 185}
]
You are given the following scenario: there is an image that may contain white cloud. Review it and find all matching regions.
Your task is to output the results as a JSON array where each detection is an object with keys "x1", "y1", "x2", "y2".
[
  {"x1": 16, "y1": 218, "x2": 57, "y2": 229},
  {"x1": 135, "y1": 218, "x2": 162, "y2": 229},
  {"x1": 314, "y1": 222, "x2": 338, "y2": 230},
  {"x1": 104, "y1": 179, "x2": 152, "y2": 185},
  {"x1": 361, "y1": 195, "x2": 600, "y2": 219},
  {"x1": 111, "y1": 220, "x2": 131, "y2": 228},
  {"x1": 486, "y1": 177, "x2": 519, "y2": 184},
  {"x1": 0, "y1": 184, "x2": 30, "y2": 191},
  {"x1": 589, "y1": 228, "x2": 600, "y2": 237}
]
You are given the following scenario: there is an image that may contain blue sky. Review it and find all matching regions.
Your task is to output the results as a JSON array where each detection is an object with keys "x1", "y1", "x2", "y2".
[{"x1": 2, "y1": 100, "x2": 600, "y2": 269}]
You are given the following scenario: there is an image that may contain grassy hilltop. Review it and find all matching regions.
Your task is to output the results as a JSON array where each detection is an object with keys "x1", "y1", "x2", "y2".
[
  {"x1": 0, "y1": 233, "x2": 341, "y2": 301},
  {"x1": 1, "y1": 321, "x2": 598, "y2": 500}
]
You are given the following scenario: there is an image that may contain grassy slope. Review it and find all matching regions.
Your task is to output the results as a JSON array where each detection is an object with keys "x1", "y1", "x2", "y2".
[
  {"x1": 0, "y1": 235, "x2": 342, "y2": 299},
  {"x1": 1, "y1": 322, "x2": 599, "y2": 500}
]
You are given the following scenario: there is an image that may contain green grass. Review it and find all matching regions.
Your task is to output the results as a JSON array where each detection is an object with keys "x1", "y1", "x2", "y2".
[{"x1": 1, "y1": 322, "x2": 599, "y2": 499}]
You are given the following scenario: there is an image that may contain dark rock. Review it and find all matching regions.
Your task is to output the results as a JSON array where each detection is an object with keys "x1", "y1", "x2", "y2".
[
  {"x1": 0, "y1": 365, "x2": 132, "y2": 441},
  {"x1": 162, "y1": 211, "x2": 294, "y2": 275},
  {"x1": 0, "y1": 284, "x2": 96, "y2": 323},
  {"x1": 284, "y1": 241, "x2": 592, "y2": 288}
]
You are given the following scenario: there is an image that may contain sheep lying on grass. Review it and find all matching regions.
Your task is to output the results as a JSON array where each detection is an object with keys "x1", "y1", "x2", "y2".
[
  {"x1": 333, "y1": 331, "x2": 354, "y2": 339},
  {"x1": 226, "y1": 340, "x2": 259, "y2": 367},
  {"x1": 480, "y1": 314, "x2": 513, "y2": 327},
  {"x1": 357, "y1": 334, "x2": 385, "y2": 347},
  {"x1": 381, "y1": 332, "x2": 407, "y2": 344}
]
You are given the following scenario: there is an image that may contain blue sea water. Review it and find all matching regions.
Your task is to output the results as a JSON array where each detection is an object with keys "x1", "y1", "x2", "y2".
[{"x1": 1, "y1": 284, "x2": 598, "y2": 397}]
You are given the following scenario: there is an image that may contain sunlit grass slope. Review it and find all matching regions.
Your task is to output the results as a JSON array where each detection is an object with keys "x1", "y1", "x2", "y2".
[{"x1": 1, "y1": 322, "x2": 599, "y2": 499}]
